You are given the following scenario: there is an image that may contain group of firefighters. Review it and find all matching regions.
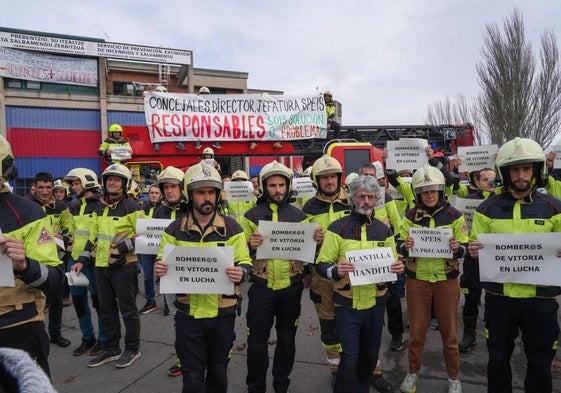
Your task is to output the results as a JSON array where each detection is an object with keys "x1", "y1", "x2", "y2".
[{"x1": 1, "y1": 127, "x2": 561, "y2": 393}]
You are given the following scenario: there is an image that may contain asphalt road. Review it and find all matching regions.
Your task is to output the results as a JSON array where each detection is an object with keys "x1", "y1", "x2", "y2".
[{"x1": 47, "y1": 279, "x2": 561, "y2": 393}]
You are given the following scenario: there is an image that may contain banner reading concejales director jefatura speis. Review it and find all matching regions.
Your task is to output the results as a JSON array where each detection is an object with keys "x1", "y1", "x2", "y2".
[{"x1": 144, "y1": 92, "x2": 327, "y2": 143}]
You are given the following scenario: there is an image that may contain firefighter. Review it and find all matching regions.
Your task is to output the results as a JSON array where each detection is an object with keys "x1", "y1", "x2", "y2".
[
  {"x1": 141, "y1": 184, "x2": 162, "y2": 217},
  {"x1": 324, "y1": 90, "x2": 341, "y2": 141},
  {"x1": 227, "y1": 169, "x2": 256, "y2": 224},
  {"x1": 201, "y1": 147, "x2": 223, "y2": 174},
  {"x1": 154, "y1": 162, "x2": 252, "y2": 393},
  {"x1": 138, "y1": 166, "x2": 186, "y2": 316},
  {"x1": 31, "y1": 171, "x2": 73, "y2": 348},
  {"x1": 98, "y1": 123, "x2": 133, "y2": 164},
  {"x1": 73, "y1": 163, "x2": 144, "y2": 369},
  {"x1": 63, "y1": 167, "x2": 106, "y2": 357},
  {"x1": 302, "y1": 155, "x2": 351, "y2": 386},
  {"x1": 458, "y1": 167, "x2": 496, "y2": 354},
  {"x1": 53, "y1": 179, "x2": 72, "y2": 205},
  {"x1": 195, "y1": 86, "x2": 222, "y2": 150},
  {"x1": 127, "y1": 180, "x2": 142, "y2": 203},
  {"x1": 0, "y1": 135, "x2": 64, "y2": 377},
  {"x1": 241, "y1": 160, "x2": 319, "y2": 393},
  {"x1": 398, "y1": 164, "x2": 468, "y2": 393},
  {"x1": 468, "y1": 137, "x2": 561, "y2": 392},
  {"x1": 315, "y1": 174, "x2": 404, "y2": 393}
]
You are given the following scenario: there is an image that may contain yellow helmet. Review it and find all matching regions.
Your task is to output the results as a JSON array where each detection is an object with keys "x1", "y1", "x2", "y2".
[
  {"x1": 102, "y1": 163, "x2": 132, "y2": 191},
  {"x1": 108, "y1": 123, "x2": 123, "y2": 133},
  {"x1": 0, "y1": 135, "x2": 17, "y2": 182},
  {"x1": 311, "y1": 155, "x2": 342, "y2": 189},
  {"x1": 259, "y1": 160, "x2": 293, "y2": 195},
  {"x1": 202, "y1": 147, "x2": 215, "y2": 157},
  {"x1": 411, "y1": 164, "x2": 445, "y2": 195},
  {"x1": 64, "y1": 168, "x2": 100, "y2": 190},
  {"x1": 157, "y1": 166, "x2": 184, "y2": 193},
  {"x1": 199, "y1": 86, "x2": 210, "y2": 95},
  {"x1": 495, "y1": 137, "x2": 547, "y2": 186},
  {"x1": 154, "y1": 85, "x2": 167, "y2": 92},
  {"x1": 183, "y1": 162, "x2": 223, "y2": 202},
  {"x1": 127, "y1": 180, "x2": 141, "y2": 199},
  {"x1": 53, "y1": 179, "x2": 69, "y2": 195},
  {"x1": 231, "y1": 170, "x2": 249, "y2": 181}
]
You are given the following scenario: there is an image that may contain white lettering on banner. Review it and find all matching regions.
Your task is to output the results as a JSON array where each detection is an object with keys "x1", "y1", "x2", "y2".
[
  {"x1": 0, "y1": 31, "x2": 192, "y2": 65},
  {"x1": 144, "y1": 92, "x2": 327, "y2": 143},
  {"x1": 0, "y1": 47, "x2": 98, "y2": 87},
  {"x1": 478, "y1": 232, "x2": 561, "y2": 286}
]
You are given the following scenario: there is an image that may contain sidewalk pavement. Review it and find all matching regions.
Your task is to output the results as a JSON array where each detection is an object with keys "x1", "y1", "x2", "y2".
[{"x1": 48, "y1": 283, "x2": 561, "y2": 393}]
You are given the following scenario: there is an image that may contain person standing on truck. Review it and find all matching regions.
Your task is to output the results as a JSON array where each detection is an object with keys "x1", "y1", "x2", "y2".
[
  {"x1": 195, "y1": 86, "x2": 223, "y2": 151},
  {"x1": 98, "y1": 123, "x2": 133, "y2": 164},
  {"x1": 63, "y1": 167, "x2": 107, "y2": 357},
  {"x1": 72, "y1": 163, "x2": 144, "y2": 369},
  {"x1": 0, "y1": 135, "x2": 65, "y2": 377},
  {"x1": 469, "y1": 138, "x2": 561, "y2": 393},
  {"x1": 154, "y1": 162, "x2": 252, "y2": 393}
]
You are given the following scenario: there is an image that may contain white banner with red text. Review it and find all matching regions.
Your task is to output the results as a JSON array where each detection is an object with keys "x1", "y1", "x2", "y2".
[{"x1": 144, "y1": 92, "x2": 327, "y2": 143}]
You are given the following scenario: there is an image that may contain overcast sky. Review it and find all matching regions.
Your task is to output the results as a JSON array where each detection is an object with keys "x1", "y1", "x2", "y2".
[{"x1": 2, "y1": 0, "x2": 560, "y2": 125}]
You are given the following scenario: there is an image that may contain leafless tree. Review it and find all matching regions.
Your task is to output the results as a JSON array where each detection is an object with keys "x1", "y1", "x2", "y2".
[
  {"x1": 476, "y1": 8, "x2": 561, "y2": 147},
  {"x1": 425, "y1": 94, "x2": 486, "y2": 145}
]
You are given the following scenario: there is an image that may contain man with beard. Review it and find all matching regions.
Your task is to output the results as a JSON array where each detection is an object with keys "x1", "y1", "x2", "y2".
[
  {"x1": 63, "y1": 168, "x2": 106, "y2": 356},
  {"x1": 138, "y1": 166, "x2": 185, "y2": 316},
  {"x1": 31, "y1": 171, "x2": 72, "y2": 348},
  {"x1": 302, "y1": 155, "x2": 350, "y2": 386},
  {"x1": 154, "y1": 162, "x2": 252, "y2": 393},
  {"x1": 242, "y1": 160, "x2": 318, "y2": 393},
  {"x1": 316, "y1": 175, "x2": 404, "y2": 393},
  {"x1": 469, "y1": 138, "x2": 561, "y2": 393},
  {"x1": 72, "y1": 163, "x2": 143, "y2": 369}
]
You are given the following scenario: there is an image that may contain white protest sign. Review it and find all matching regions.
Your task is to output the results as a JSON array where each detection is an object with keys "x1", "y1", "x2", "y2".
[
  {"x1": 554, "y1": 146, "x2": 561, "y2": 169},
  {"x1": 457, "y1": 145, "x2": 497, "y2": 172},
  {"x1": 110, "y1": 147, "x2": 132, "y2": 161},
  {"x1": 224, "y1": 181, "x2": 255, "y2": 202},
  {"x1": 345, "y1": 247, "x2": 397, "y2": 286},
  {"x1": 256, "y1": 221, "x2": 318, "y2": 263},
  {"x1": 372, "y1": 161, "x2": 385, "y2": 179},
  {"x1": 386, "y1": 138, "x2": 428, "y2": 171},
  {"x1": 409, "y1": 227, "x2": 453, "y2": 258},
  {"x1": 450, "y1": 196, "x2": 483, "y2": 233},
  {"x1": 0, "y1": 229, "x2": 15, "y2": 287},
  {"x1": 293, "y1": 177, "x2": 316, "y2": 198},
  {"x1": 135, "y1": 218, "x2": 173, "y2": 254},
  {"x1": 478, "y1": 232, "x2": 561, "y2": 286},
  {"x1": 159, "y1": 245, "x2": 234, "y2": 294}
]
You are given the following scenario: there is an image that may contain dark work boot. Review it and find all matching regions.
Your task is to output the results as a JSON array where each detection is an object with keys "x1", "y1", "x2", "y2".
[{"x1": 459, "y1": 330, "x2": 476, "y2": 353}]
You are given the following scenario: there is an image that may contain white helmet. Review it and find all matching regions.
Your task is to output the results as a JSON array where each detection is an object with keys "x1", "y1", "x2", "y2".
[
  {"x1": 202, "y1": 147, "x2": 215, "y2": 157},
  {"x1": 199, "y1": 86, "x2": 210, "y2": 95},
  {"x1": 183, "y1": 162, "x2": 222, "y2": 203},
  {"x1": 154, "y1": 85, "x2": 167, "y2": 92},
  {"x1": 411, "y1": 164, "x2": 445, "y2": 195}
]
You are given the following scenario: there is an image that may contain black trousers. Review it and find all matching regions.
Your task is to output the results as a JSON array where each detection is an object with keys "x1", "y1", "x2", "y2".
[
  {"x1": 0, "y1": 321, "x2": 51, "y2": 377},
  {"x1": 484, "y1": 293, "x2": 559, "y2": 393},
  {"x1": 246, "y1": 282, "x2": 303, "y2": 393},
  {"x1": 94, "y1": 265, "x2": 140, "y2": 352},
  {"x1": 175, "y1": 310, "x2": 235, "y2": 393}
]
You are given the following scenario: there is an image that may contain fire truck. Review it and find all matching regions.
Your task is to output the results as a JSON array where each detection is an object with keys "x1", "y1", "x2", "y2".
[{"x1": 123, "y1": 123, "x2": 475, "y2": 191}]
